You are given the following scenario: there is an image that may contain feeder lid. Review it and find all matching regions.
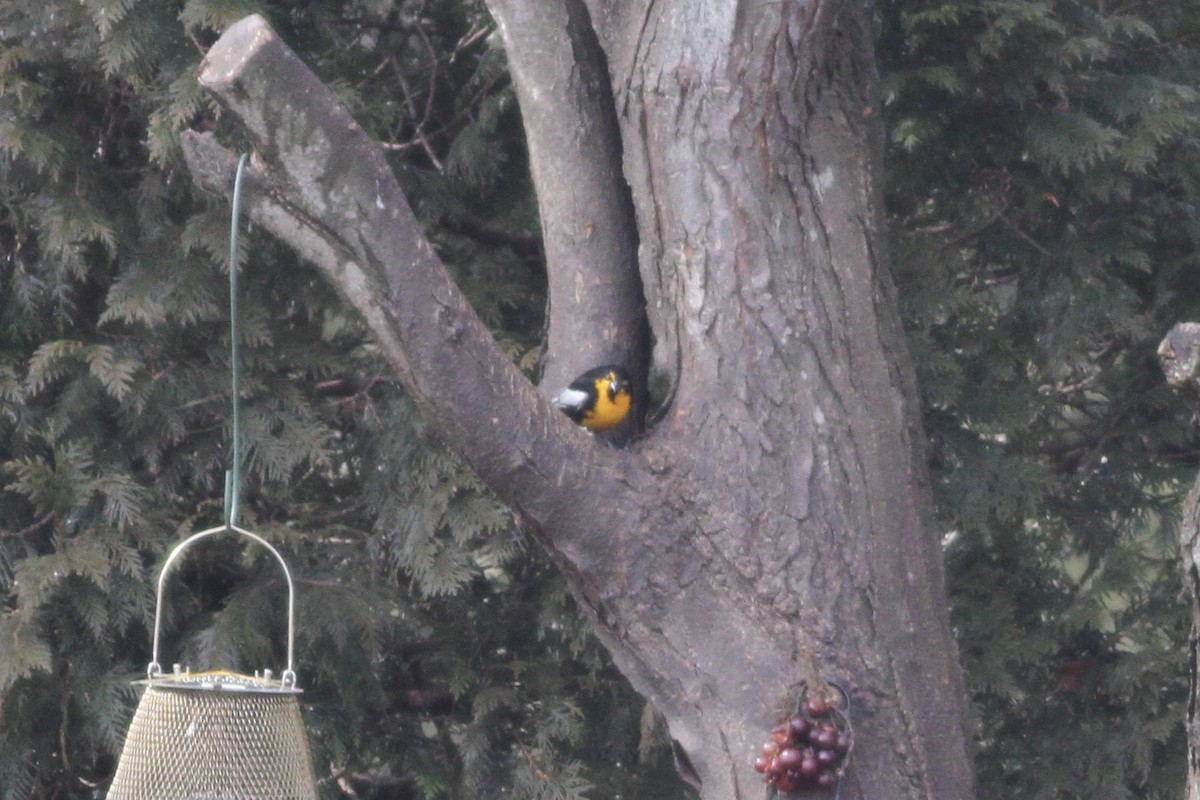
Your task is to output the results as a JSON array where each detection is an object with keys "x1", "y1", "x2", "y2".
[{"x1": 137, "y1": 668, "x2": 302, "y2": 695}]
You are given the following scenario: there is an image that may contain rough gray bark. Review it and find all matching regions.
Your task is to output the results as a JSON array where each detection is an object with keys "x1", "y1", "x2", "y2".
[
  {"x1": 1158, "y1": 322, "x2": 1200, "y2": 800},
  {"x1": 1185, "y1": 492, "x2": 1200, "y2": 800},
  {"x1": 182, "y1": 4, "x2": 975, "y2": 798},
  {"x1": 488, "y1": 0, "x2": 650, "y2": 414}
]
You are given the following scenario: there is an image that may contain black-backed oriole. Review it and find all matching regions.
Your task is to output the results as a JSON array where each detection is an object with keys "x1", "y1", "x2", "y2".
[{"x1": 552, "y1": 366, "x2": 633, "y2": 433}]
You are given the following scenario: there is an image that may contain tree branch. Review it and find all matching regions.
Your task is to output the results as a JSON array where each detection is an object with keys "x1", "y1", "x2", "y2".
[
  {"x1": 483, "y1": 0, "x2": 649, "y2": 408},
  {"x1": 180, "y1": 15, "x2": 623, "y2": 569}
]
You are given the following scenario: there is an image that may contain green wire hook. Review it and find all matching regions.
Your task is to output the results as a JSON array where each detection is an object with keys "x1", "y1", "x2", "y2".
[{"x1": 224, "y1": 153, "x2": 250, "y2": 529}]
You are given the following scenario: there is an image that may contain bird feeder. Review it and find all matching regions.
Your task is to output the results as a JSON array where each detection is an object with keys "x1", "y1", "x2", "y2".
[{"x1": 106, "y1": 525, "x2": 318, "y2": 800}]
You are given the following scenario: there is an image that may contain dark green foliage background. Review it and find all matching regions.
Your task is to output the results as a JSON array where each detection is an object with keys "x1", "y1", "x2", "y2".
[
  {"x1": 1, "y1": 0, "x2": 1198, "y2": 798},
  {"x1": 885, "y1": 1, "x2": 1200, "y2": 797}
]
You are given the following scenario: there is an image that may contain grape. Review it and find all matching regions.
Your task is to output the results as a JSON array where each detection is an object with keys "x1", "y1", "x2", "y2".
[
  {"x1": 813, "y1": 725, "x2": 839, "y2": 749},
  {"x1": 789, "y1": 715, "x2": 812, "y2": 739},
  {"x1": 778, "y1": 747, "x2": 802, "y2": 767},
  {"x1": 806, "y1": 695, "x2": 832, "y2": 717},
  {"x1": 755, "y1": 687, "x2": 853, "y2": 789},
  {"x1": 776, "y1": 773, "x2": 800, "y2": 792}
]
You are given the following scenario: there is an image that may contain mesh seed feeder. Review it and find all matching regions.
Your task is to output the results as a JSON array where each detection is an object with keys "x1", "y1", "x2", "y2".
[
  {"x1": 106, "y1": 524, "x2": 318, "y2": 800},
  {"x1": 108, "y1": 154, "x2": 316, "y2": 799}
]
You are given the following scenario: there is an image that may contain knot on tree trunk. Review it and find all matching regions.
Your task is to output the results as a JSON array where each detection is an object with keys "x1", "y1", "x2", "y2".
[{"x1": 1159, "y1": 322, "x2": 1200, "y2": 391}]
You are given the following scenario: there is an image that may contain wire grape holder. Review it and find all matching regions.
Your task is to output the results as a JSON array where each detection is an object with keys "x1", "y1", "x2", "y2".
[{"x1": 106, "y1": 156, "x2": 319, "y2": 800}]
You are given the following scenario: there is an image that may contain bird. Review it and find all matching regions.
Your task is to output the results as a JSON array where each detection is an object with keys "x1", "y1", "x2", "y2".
[{"x1": 552, "y1": 365, "x2": 633, "y2": 433}]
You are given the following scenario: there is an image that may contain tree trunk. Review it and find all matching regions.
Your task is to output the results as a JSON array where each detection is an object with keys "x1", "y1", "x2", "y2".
[
  {"x1": 1158, "y1": 323, "x2": 1200, "y2": 800},
  {"x1": 1180, "y1": 478, "x2": 1200, "y2": 800},
  {"x1": 182, "y1": 3, "x2": 975, "y2": 798}
]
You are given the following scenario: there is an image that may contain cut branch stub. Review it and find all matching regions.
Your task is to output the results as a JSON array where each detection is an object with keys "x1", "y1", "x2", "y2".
[{"x1": 1160, "y1": 322, "x2": 1200, "y2": 392}]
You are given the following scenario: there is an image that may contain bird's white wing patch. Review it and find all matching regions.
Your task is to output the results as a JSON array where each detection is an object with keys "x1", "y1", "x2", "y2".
[{"x1": 553, "y1": 387, "x2": 589, "y2": 410}]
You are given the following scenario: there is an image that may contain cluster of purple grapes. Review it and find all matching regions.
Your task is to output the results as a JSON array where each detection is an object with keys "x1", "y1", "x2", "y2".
[{"x1": 754, "y1": 695, "x2": 850, "y2": 792}]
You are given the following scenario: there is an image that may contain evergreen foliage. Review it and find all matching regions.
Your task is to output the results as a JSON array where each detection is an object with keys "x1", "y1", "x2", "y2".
[
  {"x1": 0, "y1": 2, "x2": 686, "y2": 798},
  {"x1": 883, "y1": 1, "x2": 1200, "y2": 796}
]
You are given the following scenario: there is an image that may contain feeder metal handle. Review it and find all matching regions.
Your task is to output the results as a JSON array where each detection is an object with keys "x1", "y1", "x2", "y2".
[{"x1": 148, "y1": 524, "x2": 297, "y2": 687}]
